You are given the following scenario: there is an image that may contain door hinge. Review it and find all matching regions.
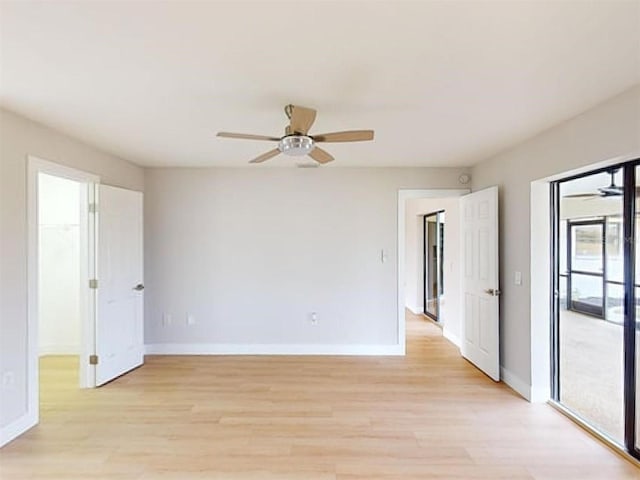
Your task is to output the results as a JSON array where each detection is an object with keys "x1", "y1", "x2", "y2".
[
  {"x1": 89, "y1": 279, "x2": 98, "y2": 289},
  {"x1": 89, "y1": 355, "x2": 99, "y2": 365},
  {"x1": 89, "y1": 202, "x2": 98, "y2": 213}
]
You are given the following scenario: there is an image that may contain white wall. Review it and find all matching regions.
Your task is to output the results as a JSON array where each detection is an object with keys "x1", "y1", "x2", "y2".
[
  {"x1": 38, "y1": 173, "x2": 81, "y2": 355},
  {"x1": 144, "y1": 167, "x2": 469, "y2": 352},
  {"x1": 471, "y1": 84, "x2": 640, "y2": 399},
  {"x1": 404, "y1": 197, "x2": 462, "y2": 345},
  {"x1": 404, "y1": 200, "x2": 424, "y2": 314},
  {"x1": 0, "y1": 108, "x2": 143, "y2": 442}
]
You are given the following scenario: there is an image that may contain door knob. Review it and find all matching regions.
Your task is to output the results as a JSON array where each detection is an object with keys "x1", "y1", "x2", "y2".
[
  {"x1": 133, "y1": 284, "x2": 145, "y2": 291},
  {"x1": 485, "y1": 288, "x2": 501, "y2": 296}
]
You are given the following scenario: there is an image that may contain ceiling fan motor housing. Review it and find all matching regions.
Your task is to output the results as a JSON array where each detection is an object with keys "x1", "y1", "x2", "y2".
[{"x1": 278, "y1": 135, "x2": 315, "y2": 156}]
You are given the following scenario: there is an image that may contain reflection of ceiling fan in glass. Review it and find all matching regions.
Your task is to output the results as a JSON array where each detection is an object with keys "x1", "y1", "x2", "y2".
[{"x1": 564, "y1": 169, "x2": 624, "y2": 199}]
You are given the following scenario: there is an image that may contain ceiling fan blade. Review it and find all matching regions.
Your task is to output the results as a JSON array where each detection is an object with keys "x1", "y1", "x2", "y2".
[
  {"x1": 313, "y1": 130, "x2": 374, "y2": 143},
  {"x1": 288, "y1": 105, "x2": 317, "y2": 135},
  {"x1": 562, "y1": 193, "x2": 600, "y2": 199},
  {"x1": 308, "y1": 147, "x2": 334, "y2": 164},
  {"x1": 249, "y1": 149, "x2": 280, "y2": 164},
  {"x1": 217, "y1": 132, "x2": 280, "y2": 141}
]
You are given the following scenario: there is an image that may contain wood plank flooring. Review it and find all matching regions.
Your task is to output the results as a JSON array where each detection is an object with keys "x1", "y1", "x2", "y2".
[{"x1": 1, "y1": 311, "x2": 638, "y2": 479}]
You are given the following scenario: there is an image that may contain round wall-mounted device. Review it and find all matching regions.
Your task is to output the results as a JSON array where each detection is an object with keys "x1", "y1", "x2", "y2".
[{"x1": 458, "y1": 173, "x2": 471, "y2": 185}]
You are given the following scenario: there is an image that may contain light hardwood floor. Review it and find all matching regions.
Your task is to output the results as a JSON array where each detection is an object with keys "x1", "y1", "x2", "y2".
[{"x1": 1, "y1": 312, "x2": 639, "y2": 479}]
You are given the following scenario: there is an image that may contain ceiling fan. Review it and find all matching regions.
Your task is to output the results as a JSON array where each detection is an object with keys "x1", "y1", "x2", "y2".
[
  {"x1": 217, "y1": 104, "x2": 374, "y2": 164},
  {"x1": 563, "y1": 169, "x2": 624, "y2": 199}
]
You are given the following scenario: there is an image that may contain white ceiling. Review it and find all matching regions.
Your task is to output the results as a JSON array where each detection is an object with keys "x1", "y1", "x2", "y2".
[{"x1": 1, "y1": 1, "x2": 639, "y2": 168}]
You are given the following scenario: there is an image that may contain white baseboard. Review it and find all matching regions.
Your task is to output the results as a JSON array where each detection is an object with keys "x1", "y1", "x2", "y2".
[
  {"x1": 39, "y1": 344, "x2": 80, "y2": 356},
  {"x1": 405, "y1": 305, "x2": 421, "y2": 315},
  {"x1": 500, "y1": 366, "x2": 531, "y2": 401},
  {"x1": 145, "y1": 343, "x2": 404, "y2": 356},
  {"x1": 442, "y1": 328, "x2": 460, "y2": 348},
  {"x1": 0, "y1": 411, "x2": 37, "y2": 448}
]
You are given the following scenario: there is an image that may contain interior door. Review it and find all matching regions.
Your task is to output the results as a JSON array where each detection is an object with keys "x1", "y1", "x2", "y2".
[
  {"x1": 95, "y1": 184, "x2": 144, "y2": 386},
  {"x1": 460, "y1": 186, "x2": 500, "y2": 381}
]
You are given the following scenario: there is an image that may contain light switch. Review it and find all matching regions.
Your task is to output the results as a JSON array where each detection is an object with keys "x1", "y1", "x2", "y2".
[{"x1": 514, "y1": 271, "x2": 522, "y2": 286}]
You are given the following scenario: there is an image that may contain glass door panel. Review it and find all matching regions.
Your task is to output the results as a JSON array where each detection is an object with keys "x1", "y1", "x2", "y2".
[
  {"x1": 605, "y1": 217, "x2": 625, "y2": 323},
  {"x1": 636, "y1": 306, "x2": 640, "y2": 453},
  {"x1": 558, "y1": 311, "x2": 625, "y2": 442},
  {"x1": 636, "y1": 325, "x2": 640, "y2": 452},
  {"x1": 568, "y1": 222, "x2": 604, "y2": 317},
  {"x1": 569, "y1": 273, "x2": 604, "y2": 317},
  {"x1": 606, "y1": 217, "x2": 624, "y2": 283},
  {"x1": 635, "y1": 166, "x2": 640, "y2": 453},
  {"x1": 571, "y1": 223, "x2": 604, "y2": 273},
  {"x1": 606, "y1": 283, "x2": 625, "y2": 325},
  {"x1": 557, "y1": 169, "x2": 624, "y2": 446}
]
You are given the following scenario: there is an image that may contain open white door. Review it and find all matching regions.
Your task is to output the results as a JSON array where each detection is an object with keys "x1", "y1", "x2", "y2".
[
  {"x1": 95, "y1": 185, "x2": 144, "y2": 386},
  {"x1": 460, "y1": 186, "x2": 500, "y2": 381}
]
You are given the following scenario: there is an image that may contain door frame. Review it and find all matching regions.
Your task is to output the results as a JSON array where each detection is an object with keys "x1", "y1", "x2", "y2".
[
  {"x1": 423, "y1": 209, "x2": 445, "y2": 322},
  {"x1": 26, "y1": 156, "x2": 100, "y2": 425},
  {"x1": 530, "y1": 157, "x2": 638, "y2": 405},
  {"x1": 397, "y1": 189, "x2": 469, "y2": 352},
  {"x1": 566, "y1": 218, "x2": 606, "y2": 318}
]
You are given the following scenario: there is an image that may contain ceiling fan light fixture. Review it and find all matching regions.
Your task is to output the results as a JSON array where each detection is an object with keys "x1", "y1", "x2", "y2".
[{"x1": 278, "y1": 135, "x2": 315, "y2": 156}]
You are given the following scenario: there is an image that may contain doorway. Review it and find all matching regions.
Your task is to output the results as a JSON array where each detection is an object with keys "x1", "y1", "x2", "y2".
[
  {"x1": 28, "y1": 157, "x2": 99, "y2": 407},
  {"x1": 400, "y1": 192, "x2": 467, "y2": 350},
  {"x1": 551, "y1": 161, "x2": 640, "y2": 460},
  {"x1": 423, "y1": 211, "x2": 444, "y2": 322},
  {"x1": 400, "y1": 187, "x2": 500, "y2": 381},
  {"x1": 37, "y1": 173, "x2": 85, "y2": 400},
  {"x1": 12, "y1": 156, "x2": 145, "y2": 447}
]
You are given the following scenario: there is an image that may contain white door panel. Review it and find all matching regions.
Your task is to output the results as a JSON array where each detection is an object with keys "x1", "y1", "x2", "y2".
[
  {"x1": 460, "y1": 186, "x2": 500, "y2": 381},
  {"x1": 96, "y1": 185, "x2": 144, "y2": 386}
]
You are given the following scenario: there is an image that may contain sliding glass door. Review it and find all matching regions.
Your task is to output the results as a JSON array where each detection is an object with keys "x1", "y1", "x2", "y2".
[
  {"x1": 552, "y1": 162, "x2": 639, "y2": 459},
  {"x1": 633, "y1": 165, "x2": 640, "y2": 455}
]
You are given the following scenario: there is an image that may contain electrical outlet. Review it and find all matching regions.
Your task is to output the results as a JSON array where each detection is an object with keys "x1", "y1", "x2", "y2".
[
  {"x1": 162, "y1": 313, "x2": 172, "y2": 326},
  {"x1": 309, "y1": 312, "x2": 318, "y2": 325}
]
